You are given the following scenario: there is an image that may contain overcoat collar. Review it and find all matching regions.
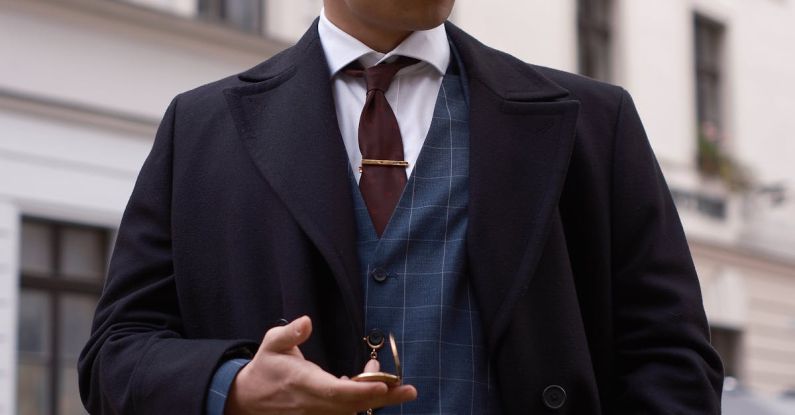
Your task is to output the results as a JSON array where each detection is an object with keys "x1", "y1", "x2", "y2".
[
  {"x1": 225, "y1": 20, "x2": 579, "y2": 352},
  {"x1": 224, "y1": 23, "x2": 365, "y2": 339},
  {"x1": 444, "y1": 24, "x2": 579, "y2": 352}
]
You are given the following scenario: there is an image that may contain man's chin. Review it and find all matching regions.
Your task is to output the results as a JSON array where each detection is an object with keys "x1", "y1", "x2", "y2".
[{"x1": 396, "y1": 17, "x2": 449, "y2": 32}]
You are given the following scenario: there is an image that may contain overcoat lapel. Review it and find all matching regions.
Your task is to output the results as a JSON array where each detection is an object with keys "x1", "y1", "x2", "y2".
[
  {"x1": 446, "y1": 23, "x2": 581, "y2": 352},
  {"x1": 223, "y1": 25, "x2": 364, "y2": 337}
]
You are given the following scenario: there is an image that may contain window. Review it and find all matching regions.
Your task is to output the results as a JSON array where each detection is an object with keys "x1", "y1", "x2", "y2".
[
  {"x1": 710, "y1": 326, "x2": 741, "y2": 378},
  {"x1": 694, "y1": 15, "x2": 726, "y2": 176},
  {"x1": 695, "y1": 15, "x2": 725, "y2": 135},
  {"x1": 198, "y1": 0, "x2": 264, "y2": 34},
  {"x1": 669, "y1": 188, "x2": 728, "y2": 220},
  {"x1": 115, "y1": 0, "x2": 265, "y2": 34},
  {"x1": 17, "y1": 219, "x2": 111, "y2": 415},
  {"x1": 577, "y1": 0, "x2": 614, "y2": 81}
]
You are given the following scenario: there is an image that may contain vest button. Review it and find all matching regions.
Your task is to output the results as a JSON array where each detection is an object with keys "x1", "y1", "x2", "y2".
[
  {"x1": 370, "y1": 267, "x2": 389, "y2": 283},
  {"x1": 542, "y1": 385, "x2": 566, "y2": 409},
  {"x1": 365, "y1": 329, "x2": 385, "y2": 349}
]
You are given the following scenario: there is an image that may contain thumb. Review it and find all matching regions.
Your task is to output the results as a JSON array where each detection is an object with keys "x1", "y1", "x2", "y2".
[
  {"x1": 260, "y1": 315, "x2": 312, "y2": 354},
  {"x1": 364, "y1": 358, "x2": 380, "y2": 373}
]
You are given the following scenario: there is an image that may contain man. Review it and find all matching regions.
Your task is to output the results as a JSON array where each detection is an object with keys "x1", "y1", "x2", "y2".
[{"x1": 79, "y1": 0, "x2": 724, "y2": 413}]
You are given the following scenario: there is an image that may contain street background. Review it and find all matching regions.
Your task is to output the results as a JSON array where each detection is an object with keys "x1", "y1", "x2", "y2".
[{"x1": 1, "y1": 0, "x2": 794, "y2": 413}]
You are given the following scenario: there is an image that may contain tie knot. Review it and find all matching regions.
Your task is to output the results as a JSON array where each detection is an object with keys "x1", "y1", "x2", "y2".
[{"x1": 345, "y1": 56, "x2": 420, "y2": 93}]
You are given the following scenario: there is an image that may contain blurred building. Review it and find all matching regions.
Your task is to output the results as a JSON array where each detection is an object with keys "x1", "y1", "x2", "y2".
[{"x1": 0, "y1": 0, "x2": 793, "y2": 413}]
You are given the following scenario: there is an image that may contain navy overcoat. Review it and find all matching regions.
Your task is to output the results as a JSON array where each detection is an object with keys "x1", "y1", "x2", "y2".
[{"x1": 79, "y1": 21, "x2": 723, "y2": 414}]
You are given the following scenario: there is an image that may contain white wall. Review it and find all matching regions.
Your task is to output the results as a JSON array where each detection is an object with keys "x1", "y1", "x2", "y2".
[
  {"x1": 0, "y1": 1, "x2": 281, "y2": 122},
  {"x1": 0, "y1": 110, "x2": 150, "y2": 226},
  {"x1": 124, "y1": 0, "x2": 198, "y2": 17},
  {"x1": 729, "y1": 1, "x2": 795, "y2": 184},
  {"x1": 616, "y1": 0, "x2": 697, "y2": 167},
  {"x1": 452, "y1": 0, "x2": 578, "y2": 72},
  {"x1": 0, "y1": 0, "x2": 286, "y2": 221},
  {"x1": 265, "y1": 0, "x2": 322, "y2": 42},
  {"x1": 449, "y1": 0, "x2": 795, "y2": 190}
]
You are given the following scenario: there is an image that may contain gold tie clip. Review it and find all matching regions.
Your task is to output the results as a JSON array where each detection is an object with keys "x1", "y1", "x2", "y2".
[{"x1": 359, "y1": 159, "x2": 409, "y2": 173}]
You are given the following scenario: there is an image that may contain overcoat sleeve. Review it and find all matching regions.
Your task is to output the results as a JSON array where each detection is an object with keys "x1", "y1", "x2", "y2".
[
  {"x1": 78, "y1": 96, "x2": 257, "y2": 414},
  {"x1": 609, "y1": 90, "x2": 724, "y2": 413}
]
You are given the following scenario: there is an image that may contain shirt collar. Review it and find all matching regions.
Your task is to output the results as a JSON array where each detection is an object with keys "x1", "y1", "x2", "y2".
[{"x1": 318, "y1": 8, "x2": 450, "y2": 78}]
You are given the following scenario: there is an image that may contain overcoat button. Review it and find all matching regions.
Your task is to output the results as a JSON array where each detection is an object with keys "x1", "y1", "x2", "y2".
[
  {"x1": 542, "y1": 385, "x2": 566, "y2": 409},
  {"x1": 366, "y1": 329, "x2": 385, "y2": 349},
  {"x1": 370, "y1": 268, "x2": 388, "y2": 283},
  {"x1": 274, "y1": 318, "x2": 289, "y2": 327}
]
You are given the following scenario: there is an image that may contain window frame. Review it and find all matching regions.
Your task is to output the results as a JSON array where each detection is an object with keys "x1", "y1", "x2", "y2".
[
  {"x1": 709, "y1": 325, "x2": 742, "y2": 379},
  {"x1": 577, "y1": 0, "x2": 614, "y2": 82},
  {"x1": 694, "y1": 14, "x2": 726, "y2": 131},
  {"x1": 18, "y1": 217, "x2": 109, "y2": 415},
  {"x1": 197, "y1": 0, "x2": 264, "y2": 34}
]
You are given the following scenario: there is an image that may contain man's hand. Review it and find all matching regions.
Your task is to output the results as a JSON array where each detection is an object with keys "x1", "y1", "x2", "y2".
[{"x1": 225, "y1": 316, "x2": 417, "y2": 414}]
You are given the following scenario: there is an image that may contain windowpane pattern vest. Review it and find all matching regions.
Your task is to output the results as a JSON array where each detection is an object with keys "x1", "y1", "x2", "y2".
[{"x1": 350, "y1": 60, "x2": 501, "y2": 414}]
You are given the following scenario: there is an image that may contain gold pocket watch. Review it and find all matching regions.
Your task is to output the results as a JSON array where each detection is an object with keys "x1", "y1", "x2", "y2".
[{"x1": 351, "y1": 332, "x2": 402, "y2": 386}]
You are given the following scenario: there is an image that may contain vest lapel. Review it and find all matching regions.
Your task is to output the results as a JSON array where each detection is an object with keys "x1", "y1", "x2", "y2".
[
  {"x1": 446, "y1": 23, "x2": 581, "y2": 352},
  {"x1": 223, "y1": 23, "x2": 364, "y2": 337}
]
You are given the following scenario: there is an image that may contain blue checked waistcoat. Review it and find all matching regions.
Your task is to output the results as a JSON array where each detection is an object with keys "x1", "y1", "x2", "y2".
[{"x1": 350, "y1": 60, "x2": 502, "y2": 415}]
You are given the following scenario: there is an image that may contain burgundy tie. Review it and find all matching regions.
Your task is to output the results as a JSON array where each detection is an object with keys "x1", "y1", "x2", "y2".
[{"x1": 346, "y1": 57, "x2": 419, "y2": 237}]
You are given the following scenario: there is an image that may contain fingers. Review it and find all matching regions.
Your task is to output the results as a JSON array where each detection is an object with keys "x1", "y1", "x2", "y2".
[
  {"x1": 366, "y1": 384, "x2": 417, "y2": 409},
  {"x1": 241, "y1": 317, "x2": 416, "y2": 415},
  {"x1": 260, "y1": 315, "x2": 312, "y2": 354},
  {"x1": 344, "y1": 383, "x2": 417, "y2": 412},
  {"x1": 305, "y1": 370, "x2": 389, "y2": 402},
  {"x1": 303, "y1": 369, "x2": 417, "y2": 410}
]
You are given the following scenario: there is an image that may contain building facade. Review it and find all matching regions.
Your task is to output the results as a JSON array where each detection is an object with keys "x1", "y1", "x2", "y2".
[{"x1": 1, "y1": 0, "x2": 793, "y2": 413}]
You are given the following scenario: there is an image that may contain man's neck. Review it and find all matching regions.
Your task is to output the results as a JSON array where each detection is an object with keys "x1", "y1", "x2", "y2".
[{"x1": 323, "y1": 6, "x2": 412, "y2": 53}]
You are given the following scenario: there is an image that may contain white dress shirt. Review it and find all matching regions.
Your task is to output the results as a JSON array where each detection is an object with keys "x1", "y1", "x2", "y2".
[{"x1": 317, "y1": 9, "x2": 451, "y2": 182}]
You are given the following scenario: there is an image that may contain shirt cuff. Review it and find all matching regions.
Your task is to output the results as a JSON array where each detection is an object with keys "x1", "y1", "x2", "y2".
[{"x1": 206, "y1": 358, "x2": 250, "y2": 415}]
